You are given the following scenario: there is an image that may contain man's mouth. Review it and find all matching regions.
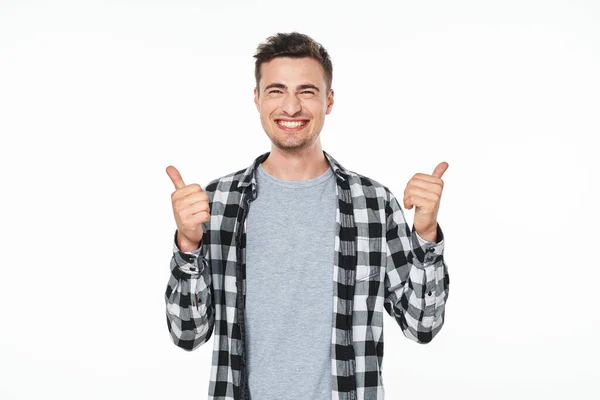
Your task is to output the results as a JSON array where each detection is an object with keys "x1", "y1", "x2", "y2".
[{"x1": 275, "y1": 119, "x2": 309, "y2": 129}]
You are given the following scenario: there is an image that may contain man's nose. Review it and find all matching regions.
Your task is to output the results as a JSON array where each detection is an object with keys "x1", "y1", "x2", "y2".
[{"x1": 281, "y1": 93, "x2": 302, "y2": 115}]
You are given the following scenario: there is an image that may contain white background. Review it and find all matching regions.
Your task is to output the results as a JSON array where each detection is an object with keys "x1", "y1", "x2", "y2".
[{"x1": 1, "y1": 0, "x2": 599, "y2": 399}]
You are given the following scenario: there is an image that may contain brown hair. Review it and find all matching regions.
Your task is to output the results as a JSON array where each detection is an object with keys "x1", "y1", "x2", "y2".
[{"x1": 253, "y1": 32, "x2": 333, "y2": 95}]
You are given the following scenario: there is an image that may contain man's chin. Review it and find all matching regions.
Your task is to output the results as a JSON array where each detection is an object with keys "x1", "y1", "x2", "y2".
[{"x1": 270, "y1": 139, "x2": 309, "y2": 152}]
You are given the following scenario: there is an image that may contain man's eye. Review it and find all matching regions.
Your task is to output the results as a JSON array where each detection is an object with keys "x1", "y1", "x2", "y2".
[
  {"x1": 269, "y1": 90, "x2": 282, "y2": 94},
  {"x1": 300, "y1": 91, "x2": 314, "y2": 95}
]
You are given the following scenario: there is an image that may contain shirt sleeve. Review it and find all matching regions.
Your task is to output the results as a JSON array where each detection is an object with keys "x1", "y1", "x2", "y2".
[
  {"x1": 171, "y1": 229, "x2": 204, "y2": 277},
  {"x1": 165, "y1": 229, "x2": 215, "y2": 351},
  {"x1": 383, "y1": 188, "x2": 450, "y2": 344}
]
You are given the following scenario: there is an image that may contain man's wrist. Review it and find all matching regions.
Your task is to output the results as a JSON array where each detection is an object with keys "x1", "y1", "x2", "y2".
[
  {"x1": 177, "y1": 231, "x2": 202, "y2": 252},
  {"x1": 415, "y1": 226, "x2": 437, "y2": 243}
]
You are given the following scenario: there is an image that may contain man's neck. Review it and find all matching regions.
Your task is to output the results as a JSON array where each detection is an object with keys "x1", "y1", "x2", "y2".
[{"x1": 261, "y1": 147, "x2": 330, "y2": 181}]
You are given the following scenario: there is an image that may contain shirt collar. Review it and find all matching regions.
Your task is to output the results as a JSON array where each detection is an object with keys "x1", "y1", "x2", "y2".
[{"x1": 237, "y1": 149, "x2": 350, "y2": 192}]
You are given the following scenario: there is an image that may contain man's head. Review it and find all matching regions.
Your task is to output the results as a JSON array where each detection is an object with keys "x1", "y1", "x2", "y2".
[{"x1": 253, "y1": 32, "x2": 334, "y2": 153}]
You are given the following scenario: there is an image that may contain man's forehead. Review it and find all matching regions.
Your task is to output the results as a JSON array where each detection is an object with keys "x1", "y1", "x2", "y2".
[{"x1": 260, "y1": 57, "x2": 326, "y2": 85}]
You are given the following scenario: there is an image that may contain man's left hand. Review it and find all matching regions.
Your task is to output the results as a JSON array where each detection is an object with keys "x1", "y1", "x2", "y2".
[{"x1": 403, "y1": 162, "x2": 449, "y2": 242}]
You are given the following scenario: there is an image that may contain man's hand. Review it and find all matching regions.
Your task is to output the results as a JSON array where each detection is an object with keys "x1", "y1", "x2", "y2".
[
  {"x1": 166, "y1": 166, "x2": 210, "y2": 252},
  {"x1": 403, "y1": 162, "x2": 449, "y2": 242}
]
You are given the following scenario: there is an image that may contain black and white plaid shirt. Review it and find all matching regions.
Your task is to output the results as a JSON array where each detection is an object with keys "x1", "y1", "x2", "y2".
[{"x1": 165, "y1": 150, "x2": 450, "y2": 400}]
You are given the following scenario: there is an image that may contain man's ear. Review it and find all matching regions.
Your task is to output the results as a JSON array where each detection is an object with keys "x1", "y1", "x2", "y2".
[
  {"x1": 326, "y1": 89, "x2": 335, "y2": 114},
  {"x1": 254, "y1": 87, "x2": 260, "y2": 111}
]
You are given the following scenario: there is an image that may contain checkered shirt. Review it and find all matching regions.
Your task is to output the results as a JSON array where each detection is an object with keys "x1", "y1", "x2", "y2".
[{"x1": 165, "y1": 150, "x2": 450, "y2": 400}]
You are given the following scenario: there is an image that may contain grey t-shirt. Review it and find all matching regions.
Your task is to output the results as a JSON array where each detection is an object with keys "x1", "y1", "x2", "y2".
[{"x1": 244, "y1": 162, "x2": 337, "y2": 400}]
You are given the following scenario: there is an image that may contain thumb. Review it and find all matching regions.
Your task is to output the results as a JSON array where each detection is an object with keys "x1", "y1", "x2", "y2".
[
  {"x1": 432, "y1": 161, "x2": 449, "y2": 179},
  {"x1": 166, "y1": 165, "x2": 186, "y2": 190}
]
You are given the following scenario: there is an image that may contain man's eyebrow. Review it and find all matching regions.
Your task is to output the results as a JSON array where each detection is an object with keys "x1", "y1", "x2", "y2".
[
  {"x1": 297, "y1": 84, "x2": 320, "y2": 92},
  {"x1": 263, "y1": 83, "x2": 320, "y2": 92}
]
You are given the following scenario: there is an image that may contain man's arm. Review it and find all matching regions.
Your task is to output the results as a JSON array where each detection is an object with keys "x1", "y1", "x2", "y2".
[
  {"x1": 383, "y1": 188, "x2": 449, "y2": 344},
  {"x1": 165, "y1": 228, "x2": 215, "y2": 351}
]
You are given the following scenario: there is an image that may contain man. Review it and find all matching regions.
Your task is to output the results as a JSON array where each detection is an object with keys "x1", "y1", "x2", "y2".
[{"x1": 165, "y1": 32, "x2": 450, "y2": 400}]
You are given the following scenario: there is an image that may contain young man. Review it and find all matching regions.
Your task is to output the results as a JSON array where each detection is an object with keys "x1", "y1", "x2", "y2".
[{"x1": 165, "y1": 32, "x2": 450, "y2": 400}]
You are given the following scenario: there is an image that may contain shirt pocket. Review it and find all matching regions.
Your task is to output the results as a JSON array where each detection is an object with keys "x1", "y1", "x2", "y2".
[{"x1": 355, "y1": 237, "x2": 382, "y2": 281}]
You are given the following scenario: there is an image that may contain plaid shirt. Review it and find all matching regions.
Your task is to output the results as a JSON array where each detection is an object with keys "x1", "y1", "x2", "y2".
[{"x1": 165, "y1": 150, "x2": 450, "y2": 400}]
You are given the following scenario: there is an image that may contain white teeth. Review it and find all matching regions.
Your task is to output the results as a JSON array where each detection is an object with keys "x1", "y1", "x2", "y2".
[{"x1": 277, "y1": 120, "x2": 307, "y2": 128}]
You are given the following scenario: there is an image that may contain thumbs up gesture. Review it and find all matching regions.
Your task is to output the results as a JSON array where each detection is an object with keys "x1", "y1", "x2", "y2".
[
  {"x1": 403, "y1": 162, "x2": 449, "y2": 242},
  {"x1": 166, "y1": 165, "x2": 210, "y2": 252}
]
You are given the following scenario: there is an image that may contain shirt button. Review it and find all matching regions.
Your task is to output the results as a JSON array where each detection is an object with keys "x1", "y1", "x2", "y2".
[
  {"x1": 190, "y1": 267, "x2": 196, "y2": 271},
  {"x1": 428, "y1": 291, "x2": 432, "y2": 296},
  {"x1": 427, "y1": 247, "x2": 435, "y2": 253}
]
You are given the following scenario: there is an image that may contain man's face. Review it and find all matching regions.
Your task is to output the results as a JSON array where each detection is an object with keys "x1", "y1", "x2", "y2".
[{"x1": 254, "y1": 57, "x2": 334, "y2": 153}]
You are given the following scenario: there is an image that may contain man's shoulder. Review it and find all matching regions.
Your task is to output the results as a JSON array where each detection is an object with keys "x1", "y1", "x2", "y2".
[
  {"x1": 202, "y1": 164, "x2": 252, "y2": 200},
  {"x1": 344, "y1": 169, "x2": 393, "y2": 202}
]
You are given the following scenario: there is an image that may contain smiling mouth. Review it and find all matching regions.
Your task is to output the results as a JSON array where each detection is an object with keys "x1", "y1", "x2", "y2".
[{"x1": 275, "y1": 120, "x2": 309, "y2": 129}]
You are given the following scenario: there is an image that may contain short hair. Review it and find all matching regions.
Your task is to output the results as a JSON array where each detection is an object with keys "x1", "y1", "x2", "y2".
[{"x1": 253, "y1": 32, "x2": 333, "y2": 95}]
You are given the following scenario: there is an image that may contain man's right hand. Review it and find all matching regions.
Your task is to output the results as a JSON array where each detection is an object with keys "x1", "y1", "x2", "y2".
[{"x1": 166, "y1": 165, "x2": 210, "y2": 252}]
